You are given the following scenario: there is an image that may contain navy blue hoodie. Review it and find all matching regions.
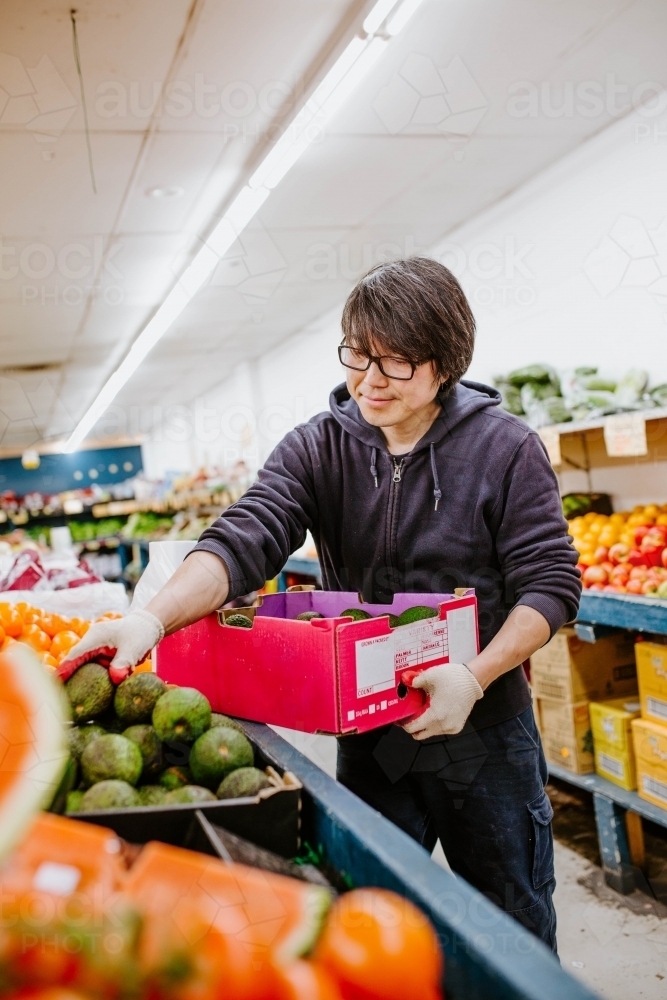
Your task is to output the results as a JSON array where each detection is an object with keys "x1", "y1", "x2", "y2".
[{"x1": 194, "y1": 380, "x2": 581, "y2": 729}]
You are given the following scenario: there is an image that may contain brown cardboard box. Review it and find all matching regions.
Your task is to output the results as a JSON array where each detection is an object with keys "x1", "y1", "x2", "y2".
[
  {"x1": 530, "y1": 629, "x2": 637, "y2": 704},
  {"x1": 635, "y1": 642, "x2": 667, "y2": 725},
  {"x1": 538, "y1": 698, "x2": 594, "y2": 774}
]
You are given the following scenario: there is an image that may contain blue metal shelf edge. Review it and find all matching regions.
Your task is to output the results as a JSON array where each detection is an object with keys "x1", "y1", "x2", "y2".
[
  {"x1": 548, "y1": 762, "x2": 667, "y2": 828},
  {"x1": 578, "y1": 591, "x2": 667, "y2": 634},
  {"x1": 242, "y1": 722, "x2": 597, "y2": 1000},
  {"x1": 283, "y1": 556, "x2": 321, "y2": 577}
]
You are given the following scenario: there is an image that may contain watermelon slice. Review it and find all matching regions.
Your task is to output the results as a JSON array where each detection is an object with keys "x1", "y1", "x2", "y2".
[
  {"x1": 124, "y1": 841, "x2": 332, "y2": 964},
  {"x1": 0, "y1": 643, "x2": 70, "y2": 861}
]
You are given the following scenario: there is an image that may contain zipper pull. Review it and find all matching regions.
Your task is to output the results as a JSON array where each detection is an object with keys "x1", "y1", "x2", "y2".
[{"x1": 393, "y1": 459, "x2": 403, "y2": 483}]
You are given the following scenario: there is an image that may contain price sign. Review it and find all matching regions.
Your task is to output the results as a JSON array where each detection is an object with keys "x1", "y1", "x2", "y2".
[
  {"x1": 538, "y1": 426, "x2": 562, "y2": 467},
  {"x1": 604, "y1": 413, "x2": 648, "y2": 457}
]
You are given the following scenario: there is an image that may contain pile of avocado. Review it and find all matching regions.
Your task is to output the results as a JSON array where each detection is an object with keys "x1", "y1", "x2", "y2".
[
  {"x1": 56, "y1": 666, "x2": 271, "y2": 814},
  {"x1": 331, "y1": 605, "x2": 437, "y2": 627}
]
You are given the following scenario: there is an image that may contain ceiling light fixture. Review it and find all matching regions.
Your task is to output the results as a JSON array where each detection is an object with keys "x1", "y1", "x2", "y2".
[
  {"x1": 386, "y1": 0, "x2": 427, "y2": 35},
  {"x1": 146, "y1": 186, "x2": 185, "y2": 199},
  {"x1": 63, "y1": 0, "x2": 424, "y2": 453}
]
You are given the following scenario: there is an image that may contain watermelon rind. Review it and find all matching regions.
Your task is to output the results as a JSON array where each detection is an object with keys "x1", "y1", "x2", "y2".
[{"x1": 0, "y1": 643, "x2": 69, "y2": 861}]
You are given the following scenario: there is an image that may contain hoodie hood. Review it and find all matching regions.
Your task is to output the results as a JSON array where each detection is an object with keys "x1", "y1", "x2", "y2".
[{"x1": 329, "y1": 379, "x2": 501, "y2": 454}]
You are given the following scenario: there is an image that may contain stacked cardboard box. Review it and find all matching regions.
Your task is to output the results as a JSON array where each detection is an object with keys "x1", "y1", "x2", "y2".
[
  {"x1": 632, "y1": 641, "x2": 667, "y2": 809},
  {"x1": 589, "y1": 697, "x2": 641, "y2": 790},
  {"x1": 530, "y1": 628, "x2": 637, "y2": 774}
]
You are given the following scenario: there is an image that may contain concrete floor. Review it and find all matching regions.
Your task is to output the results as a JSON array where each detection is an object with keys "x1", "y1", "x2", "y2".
[{"x1": 272, "y1": 727, "x2": 667, "y2": 1000}]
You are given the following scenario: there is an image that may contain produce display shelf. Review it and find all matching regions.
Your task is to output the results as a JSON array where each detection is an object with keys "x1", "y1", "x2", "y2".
[
  {"x1": 578, "y1": 590, "x2": 667, "y2": 634},
  {"x1": 548, "y1": 762, "x2": 667, "y2": 896},
  {"x1": 547, "y1": 404, "x2": 667, "y2": 437},
  {"x1": 244, "y1": 722, "x2": 597, "y2": 1000},
  {"x1": 283, "y1": 555, "x2": 321, "y2": 577}
]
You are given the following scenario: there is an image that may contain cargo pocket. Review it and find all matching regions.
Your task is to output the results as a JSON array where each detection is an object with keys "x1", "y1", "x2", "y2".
[{"x1": 527, "y1": 790, "x2": 554, "y2": 890}]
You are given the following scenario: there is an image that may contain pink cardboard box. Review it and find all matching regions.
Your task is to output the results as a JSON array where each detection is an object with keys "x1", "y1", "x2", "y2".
[{"x1": 155, "y1": 590, "x2": 479, "y2": 735}]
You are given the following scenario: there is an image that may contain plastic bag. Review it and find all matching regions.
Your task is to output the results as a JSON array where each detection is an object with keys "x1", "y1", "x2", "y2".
[{"x1": 130, "y1": 541, "x2": 196, "y2": 612}]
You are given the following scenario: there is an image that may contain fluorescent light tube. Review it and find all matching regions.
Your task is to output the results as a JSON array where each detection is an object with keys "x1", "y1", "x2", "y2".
[
  {"x1": 386, "y1": 0, "x2": 426, "y2": 35},
  {"x1": 64, "y1": 26, "x2": 398, "y2": 452},
  {"x1": 362, "y1": 0, "x2": 402, "y2": 35}
]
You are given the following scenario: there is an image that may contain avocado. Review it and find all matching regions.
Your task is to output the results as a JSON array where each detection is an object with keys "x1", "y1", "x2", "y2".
[
  {"x1": 48, "y1": 755, "x2": 79, "y2": 814},
  {"x1": 164, "y1": 785, "x2": 217, "y2": 805},
  {"x1": 80, "y1": 780, "x2": 141, "y2": 811},
  {"x1": 65, "y1": 662, "x2": 114, "y2": 723},
  {"x1": 66, "y1": 790, "x2": 85, "y2": 813},
  {"x1": 158, "y1": 765, "x2": 192, "y2": 790},
  {"x1": 225, "y1": 614, "x2": 252, "y2": 628},
  {"x1": 216, "y1": 767, "x2": 271, "y2": 800},
  {"x1": 376, "y1": 613, "x2": 400, "y2": 628},
  {"x1": 397, "y1": 605, "x2": 438, "y2": 626},
  {"x1": 295, "y1": 611, "x2": 324, "y2": 621},
  {"x1": 152, "y1": 687, "x2": 211, "y2": 744},
  {"x1": 122, "y1": 725, "x2": 163, "y2": 778},
  {"x1": 189, "y1": 726, "x2": 254, "y2": 789},
  {"x1": 340, "y1": 608, "x2": 372, "y2": 621},
  {"x1": 114, "y1": 673, "x2": 167, "y2": 725},
  {"x1": 138, "y1": 784, "x2": 168, "y2": 806},
  {"x1": 80, "y1": 733, "x2": 143, "y2": 788},
  {"x1": 68, "y1": 724, "x2": 106, "y2": 761},
  {"x1": 210, "y1": 713, "x2": 245, "y2": 734},
  {"x1": 95, "y1": 709, "x2": 125, "y2": 734}
]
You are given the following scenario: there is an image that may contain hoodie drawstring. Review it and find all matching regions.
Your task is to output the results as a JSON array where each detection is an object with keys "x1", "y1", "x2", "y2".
[
  {"x1": 370, "y1": 447, "x2": 378, "y2": 488},
  {"x1": 430, "y1": 443, "x2": 442, "y2": 512}
]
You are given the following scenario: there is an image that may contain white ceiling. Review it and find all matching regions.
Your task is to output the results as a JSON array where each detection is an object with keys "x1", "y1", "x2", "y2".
[{"x1": 1, "y1": 0, "x2": 667, "y2": 450}]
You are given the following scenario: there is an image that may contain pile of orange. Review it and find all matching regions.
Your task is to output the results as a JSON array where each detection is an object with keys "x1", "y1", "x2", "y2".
[{"x1": 0, "y1": 603, "x2": 123, "y2": 671}]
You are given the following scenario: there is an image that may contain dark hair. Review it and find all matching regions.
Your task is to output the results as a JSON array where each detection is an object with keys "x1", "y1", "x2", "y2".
[{"x1": 341, "y1": 257, "x2": 475, "y2": 387}]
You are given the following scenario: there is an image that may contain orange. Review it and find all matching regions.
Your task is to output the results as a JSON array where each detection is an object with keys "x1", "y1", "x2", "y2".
[
  {"x1": 22, "y1": 610, "x2": 43, "y2": 626},
  {"x1": 13, "y1": 602, "x2": 31, "y2": 617},
  {"x1": 43, "y1": 653, "x2": 58, "y2": 669},
  {"x1": 19, "y1": 624, "x2": 52, "y2": 653},
  {"x1": 77, "y1": 620, "x2": 90, "y2": 637},
  {"x1": 66, "y1": 617, "x2": 86, "y2": 636},
  {"x1": 0, "y1": 624, "x2": 5, "y2": 647},
  {"x1": 134, "y1": 658, "x2": 153, "y2": 673},
  {"x1": 50, "y1": 630, "x2": 81, "y2": 659},
  {"x1": 0, "y1": 604, "x2": 23, "y2": 638},
  {"x1": 315, "y1": 889, "x2": 443, "y2": 1000},
  {"x1": 2, "y1": 636, "x2": 17, "y2": 650},
  {"x1": 39, "y1": 613, "x2": 67, "y2": 638},
  {"x1": 97, "y1": 612, "x2": 122, "y2": 621}
]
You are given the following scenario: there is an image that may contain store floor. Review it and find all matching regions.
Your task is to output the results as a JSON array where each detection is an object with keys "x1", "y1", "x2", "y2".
[{"x1": 272, "y1": 728, "x2": 667, "y2": 999}]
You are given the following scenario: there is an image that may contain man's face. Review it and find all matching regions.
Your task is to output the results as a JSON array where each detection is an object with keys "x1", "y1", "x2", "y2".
[{"x1": 344, "y1": 344, "x2": 441, "y2": 428}]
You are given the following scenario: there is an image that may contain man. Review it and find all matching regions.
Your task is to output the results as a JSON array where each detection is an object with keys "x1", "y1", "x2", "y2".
[{"x1": 62, "y1": 257, "x2": 580, "y2": 951}]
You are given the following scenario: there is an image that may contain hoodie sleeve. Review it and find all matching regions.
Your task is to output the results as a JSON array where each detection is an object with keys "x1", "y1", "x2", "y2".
[
  {"x1": 191, "y1": 428, "x2": 316, "y2": 601},
  {"x1": 494, "y1": 431, "x2": 581, "y2": 635}
]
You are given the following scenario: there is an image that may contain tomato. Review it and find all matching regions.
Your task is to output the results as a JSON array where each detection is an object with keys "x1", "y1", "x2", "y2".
[{"x1": 315, "y1": 889, "x2": 443, "y2": 1000}]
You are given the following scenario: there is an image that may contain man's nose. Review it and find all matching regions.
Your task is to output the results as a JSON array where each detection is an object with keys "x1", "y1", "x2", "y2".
[{"x1": 363, "y1": 361, "x2": 388, "y2": 387}]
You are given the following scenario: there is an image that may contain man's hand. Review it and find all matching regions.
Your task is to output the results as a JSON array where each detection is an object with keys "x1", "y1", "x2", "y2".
[
  {"x1": 57, "y1": 610, "x2": 165, "y2": 685},
  {"x1": 401, "y1": 663, "x2": 483, "y2": 740}
]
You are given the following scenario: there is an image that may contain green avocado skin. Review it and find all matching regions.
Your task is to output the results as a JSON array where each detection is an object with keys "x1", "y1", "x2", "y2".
[
  {"x1": 80, "y1": 733, "x2": 143, "y2": 788},
  {"x1": 164, "y1": 785, "x2": 216, "y2": 804},
  {"x1": 65, "y1": 663, "x2": 114, "y2": 723},
  {"x1": 189, "y1": 726, "x2": 254, "y2": 789},
  {"x1": 397, "y1": 605, "x2": 438, "y2": 626},
  {"x1": 80, "y1": 780, "x2": 140, "y2": 811},
  {"x1": 114, "y1": 673, "x2": 167, "y2": 725},
  {"x1": 123, "y1": 725, "x2": 163, "y2": 778},
  {"x1": 152, "y1": 688, "x2": 212, "y2": 744},
  {"x1": 217, "y1": 767, "x2": 271, "y2": 800},
  {"x1": 340, "y1": 608, "x2": 372, "y2": 621}
]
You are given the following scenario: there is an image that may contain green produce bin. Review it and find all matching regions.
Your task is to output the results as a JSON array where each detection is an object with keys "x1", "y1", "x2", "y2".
[{"x1": 243, "y1": 722, "x2": 597, "y2": 1000}]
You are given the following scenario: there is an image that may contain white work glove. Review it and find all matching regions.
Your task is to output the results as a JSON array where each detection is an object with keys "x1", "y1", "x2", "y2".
[
  {"x1": 57, "y1": 610, "x2": 165, "y2": 685},
  {"x1": 401, "y1": 663, "x2": 484, "y2": 740}
]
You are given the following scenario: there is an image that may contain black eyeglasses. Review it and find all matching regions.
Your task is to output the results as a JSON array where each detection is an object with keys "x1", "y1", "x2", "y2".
[{"x1": 338, "y1": 344, "x2": 418, "y2": 381}]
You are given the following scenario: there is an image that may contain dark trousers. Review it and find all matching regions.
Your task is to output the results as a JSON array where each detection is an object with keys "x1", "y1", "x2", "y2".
[{"x1": 336, "y1": 706, "x2": 557, "y2": 952}]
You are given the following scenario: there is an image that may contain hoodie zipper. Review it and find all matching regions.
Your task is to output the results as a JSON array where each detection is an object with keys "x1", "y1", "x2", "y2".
[
  {"x1": 392, "y1": 458, "x2": 404, "y2": 483},
  {"x1": 385, "y1": 457, "x2": 405, "y2": 579}
]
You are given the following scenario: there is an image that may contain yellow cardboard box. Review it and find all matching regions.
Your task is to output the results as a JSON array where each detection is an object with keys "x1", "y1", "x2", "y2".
[
  {"x1": 594, "y1": 740, "x2": 636, "y2": 790},
  {"x1": 530, "y1": 629, "x2": 637, "y2": 704},
  {"x1": 635, "y1": 642, "x2": 667, "y2": 725},
  {"x1": 538, "y1": 698, "x2": 594, "y2": 774},
  {"x1": 635, "y1": 761, "x2": 667, "y2": 810},
  {"x1": 589, "y1": 697, "x2": 641, "y2": 753}
]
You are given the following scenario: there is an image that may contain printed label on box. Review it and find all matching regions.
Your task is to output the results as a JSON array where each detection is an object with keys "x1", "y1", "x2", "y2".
[
  {"x1": 355, "y1": 633, "x2": 395, "y2": 698},
  {"x1": 392, "y1": 618, "x2": 449, "y2": 670},
  {"x1": 598, "y1": 752, "x2": 624, "y2": 780},
  {"x1": 647, "y1": 695, "x2": 667, "y2": 721},
  {"x1": 642, "y1": 773, "x2": 667, "y2": 804}
]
